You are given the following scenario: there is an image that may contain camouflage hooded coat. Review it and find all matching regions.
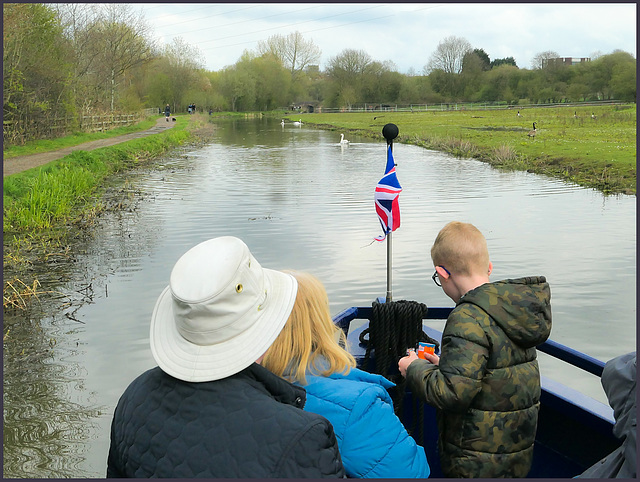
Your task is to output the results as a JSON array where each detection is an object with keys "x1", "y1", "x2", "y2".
[{"x1": 406, "y1": 276, "x2": 552, "y2": 478}]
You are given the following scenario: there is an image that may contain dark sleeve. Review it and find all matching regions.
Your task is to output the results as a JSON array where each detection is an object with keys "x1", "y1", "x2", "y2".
[{"x1": 275, "y1": 418, "x2": 345, "y2": 478}]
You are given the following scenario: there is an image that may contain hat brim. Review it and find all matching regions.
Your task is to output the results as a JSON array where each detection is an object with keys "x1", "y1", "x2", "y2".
[{"x1": 150, "y1": 269, "x2": 297, "y2": 382}]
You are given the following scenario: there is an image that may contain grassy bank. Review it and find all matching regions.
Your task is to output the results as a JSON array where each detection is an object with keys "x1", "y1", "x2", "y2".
[
  {"x1": 3, "y1": 116, "x2": 197, "y2": 233},
  {"x1": 3, "y1": 117, "x2": 158, "y2": 159},
  {"x1": 3, "y1": 114, "x2": 216, "y2": 309},
  {"x1": 287, "y1": 104, "x2": 636, "y2": 195}
]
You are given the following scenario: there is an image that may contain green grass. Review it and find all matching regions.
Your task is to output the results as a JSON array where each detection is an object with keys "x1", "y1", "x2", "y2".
[
  {"x1": 3, "y1": 116, "x2": 193, "y2": 232},
  {"x1": 3, "y1": 117, "x2": 159, "y2": 159},
  {"x1": 289, "y1": 104, "x2": 636, "y2": 195}
]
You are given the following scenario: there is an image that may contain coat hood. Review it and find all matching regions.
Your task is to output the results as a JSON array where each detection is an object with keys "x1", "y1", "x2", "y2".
[
  {"x1": 602, "y1": 352, "x2": 636, "y2": 442},
  {"x1": 460, "y1": 276, "x2": 552, "y2": 348}
]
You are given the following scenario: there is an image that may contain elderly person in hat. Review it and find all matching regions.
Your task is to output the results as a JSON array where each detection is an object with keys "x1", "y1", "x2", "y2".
[{"x1": 107, "y1": 237, "x2": 345, "y2": 478}]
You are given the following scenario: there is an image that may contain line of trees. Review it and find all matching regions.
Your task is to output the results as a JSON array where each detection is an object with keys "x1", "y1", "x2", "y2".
[{"x1": 3, "y1": 4, "x2": 636, "y2": 143}]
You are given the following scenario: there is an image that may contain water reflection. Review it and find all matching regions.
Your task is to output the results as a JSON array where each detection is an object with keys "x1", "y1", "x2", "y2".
[
  {"x1": 3, "y1": 117, "x2": 635, "y2": 477},
  {"x1": 3, "y1": 307, "x2": 103, "y2": 478}
]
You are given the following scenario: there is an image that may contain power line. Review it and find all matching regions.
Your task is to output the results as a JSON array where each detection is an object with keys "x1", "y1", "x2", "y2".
[
  {"x1": 149, "y1": 4, "x2": 385, "y2": 46},
  {"x1": 160, "y1": 4, "x2": 324, "y2": 37},
  {"x1": 198, "y1": 12, "x2": 394, "y2": 54},
  {"x1": 143, "y1": 4, "x2": 261, "y2": 30},
  {"x1": 139, "y1": 4, "x2": 444, "y2": 70}
]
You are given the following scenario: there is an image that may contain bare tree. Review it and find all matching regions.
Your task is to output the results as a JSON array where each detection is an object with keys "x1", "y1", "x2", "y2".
[
  {"x1": 162, "y1": 37, "x2": 205, "y2": 111},
  {"x1": 53, "y1": 3, "x2": 105, "y2": 114},
  {"x1": 325, "y1": 49, "x2": 373, "y2": 108},
  {"x1": 425, "y1": 36, "x2": 472, "y2": 74},
  {"x1": 326, "y1": 49, "x2": 373, "y2": 82},
  {"x1": 256, "y1": 31, "x2": 321, "y2": 78},
  {"x1": 89, "y1": 4, "x2": 157, "y2": 111},
  {"x1": 531, "y1": 50, "x2": 560, "y2": 70}
]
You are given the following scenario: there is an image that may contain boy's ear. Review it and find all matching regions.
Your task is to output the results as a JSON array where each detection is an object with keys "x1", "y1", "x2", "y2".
[
  {"x1": 435, "y1": 266, "x2": 450, "y2": 280},
  {"x1": 488, "y1": 261, "x2": 493, "y2": 276}
]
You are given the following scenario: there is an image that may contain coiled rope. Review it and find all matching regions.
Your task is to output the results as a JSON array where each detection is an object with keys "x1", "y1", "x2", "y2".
[{"x1": 358, "y1": 300, "x2": 439, "y2": 443}]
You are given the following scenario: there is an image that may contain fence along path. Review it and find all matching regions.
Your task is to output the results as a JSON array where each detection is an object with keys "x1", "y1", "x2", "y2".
[{"x1": 3, "y1": 116, "x2": 175, "y2": 177}]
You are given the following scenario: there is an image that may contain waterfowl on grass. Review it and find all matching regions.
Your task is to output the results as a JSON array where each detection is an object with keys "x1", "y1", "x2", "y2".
[{"x1": 527, "y1": 122, "x2": 537, "y2": 138}]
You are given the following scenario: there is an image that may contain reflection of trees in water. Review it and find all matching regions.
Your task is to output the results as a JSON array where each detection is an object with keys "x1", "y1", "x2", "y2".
[
  {"x1": 3, "y1": 305, "x2": 103, "y2": 478},
  {"x1": 3, "y1": 176, "x2": 163, "y2": 477}
]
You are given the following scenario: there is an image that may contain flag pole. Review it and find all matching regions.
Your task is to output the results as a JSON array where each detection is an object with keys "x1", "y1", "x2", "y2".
[{"x1": 382, "y1": 123, "x2": 399, "y2": 302}]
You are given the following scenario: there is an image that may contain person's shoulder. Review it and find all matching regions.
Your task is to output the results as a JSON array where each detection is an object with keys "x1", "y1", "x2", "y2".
[
  {"x1": 124, "y1": 366, "x2": 165, "y2": 390},
  {"x1": 445, "y1": 302, "x2": 490, "y2": 340},
  {"x1": 310, "y1": 367, "x2": 393, "y2": 391},
  {"x1": 449, "y1": 299, "x2": 489, "y2": 321},
  {"x1": 333, "y1": 367, "x2": 393, "y2": 386},
  {"x1": 306, "y1": 370, "x2": 393, "y2": 409}
]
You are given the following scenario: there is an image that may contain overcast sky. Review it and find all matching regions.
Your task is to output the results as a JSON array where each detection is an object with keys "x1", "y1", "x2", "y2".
[{"x1": 134, "y1": 3, "x2": 637, "y2": 73}]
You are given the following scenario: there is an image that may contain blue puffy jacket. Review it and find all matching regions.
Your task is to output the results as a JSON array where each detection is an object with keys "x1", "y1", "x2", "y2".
[{"x1": 300, "y1": 366, "x2": 430, "y2": 478}]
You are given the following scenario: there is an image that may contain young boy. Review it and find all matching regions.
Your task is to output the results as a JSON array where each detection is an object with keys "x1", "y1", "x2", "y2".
[{"x1": 398, "y1": 221, "x2": 552, "y2": 478}]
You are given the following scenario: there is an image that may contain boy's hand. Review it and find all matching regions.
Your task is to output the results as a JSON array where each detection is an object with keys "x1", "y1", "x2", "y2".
[
  {"x1": 423, "y1": 351, "x2": 440, "y2": 365},
  {"x1": 398, "y1": 350, "x2": 419, "y2": 377}
]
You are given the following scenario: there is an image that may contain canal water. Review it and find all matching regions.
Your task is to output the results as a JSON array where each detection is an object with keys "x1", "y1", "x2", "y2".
[{"x1": 3, "y1": 117, "x2": 636, "y2": 477}]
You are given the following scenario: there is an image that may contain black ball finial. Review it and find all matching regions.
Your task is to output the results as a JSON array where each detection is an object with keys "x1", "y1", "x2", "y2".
[{"x1": 382, "y1": 123, "x2": 399, "y2": 142}]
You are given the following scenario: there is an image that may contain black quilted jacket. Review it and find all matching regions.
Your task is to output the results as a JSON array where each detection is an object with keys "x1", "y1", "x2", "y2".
[{"x1": 107, "y1": 363, "x2": 345, "y2": 478}]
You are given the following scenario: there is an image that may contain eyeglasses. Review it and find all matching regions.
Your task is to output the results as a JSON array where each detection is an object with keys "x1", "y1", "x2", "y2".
[{"x1": 432, "y1": 266, "x2": 451, "y2": 287}]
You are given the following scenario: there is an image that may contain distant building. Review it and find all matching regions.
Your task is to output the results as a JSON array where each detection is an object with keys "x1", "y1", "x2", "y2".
[
  {"x1": 291, "y1": 102, "x2": 319, "y2": 113},
  {"x1": 542, "y1": 57, "x2": 591, "y2": 68}
]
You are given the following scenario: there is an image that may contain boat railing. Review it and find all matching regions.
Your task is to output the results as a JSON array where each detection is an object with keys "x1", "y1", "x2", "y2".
[{"x1": 332, "y1": 304, "x2": 606, "y2": 377}]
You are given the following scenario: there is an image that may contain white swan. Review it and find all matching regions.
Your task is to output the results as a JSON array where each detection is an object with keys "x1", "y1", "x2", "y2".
[
  {"x1": 281, "y1": 119, "x2": 285, "y2": 126},
  {"x1": 339, "y1": 133, "x2": 349, "y2": 144},
  {"x1": 293, "y1": 119, "x2": 302, "y2": 126}
]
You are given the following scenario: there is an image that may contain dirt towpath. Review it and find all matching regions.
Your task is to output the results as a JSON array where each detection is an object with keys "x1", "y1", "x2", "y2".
[{"x1": 3, "y1": 116, "x2": 176, "y2": 177}]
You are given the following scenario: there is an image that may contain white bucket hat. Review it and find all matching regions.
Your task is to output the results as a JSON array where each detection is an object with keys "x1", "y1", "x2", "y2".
[{"x1": 150, "y1": 236, "x2": 298, "y2": 382}]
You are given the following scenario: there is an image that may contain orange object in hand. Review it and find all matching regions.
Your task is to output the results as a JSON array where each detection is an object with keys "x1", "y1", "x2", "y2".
[{"x1": 417, "y1": 342, "x2": 435, "y2": 359}]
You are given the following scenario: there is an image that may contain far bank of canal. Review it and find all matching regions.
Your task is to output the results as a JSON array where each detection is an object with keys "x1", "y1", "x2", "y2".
[{"x1": 287, "y1": 104, "x2": 636, "y2": 195}]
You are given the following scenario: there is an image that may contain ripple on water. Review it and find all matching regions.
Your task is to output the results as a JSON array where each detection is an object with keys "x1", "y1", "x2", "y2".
[{"x1": 3, "y1": 309, "x2": 105, "y2": 478}]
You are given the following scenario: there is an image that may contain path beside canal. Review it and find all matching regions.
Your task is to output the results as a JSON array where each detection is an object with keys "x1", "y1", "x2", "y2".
[{"x1": 3, "y1": 116, "x2": 176, "y2": 177}]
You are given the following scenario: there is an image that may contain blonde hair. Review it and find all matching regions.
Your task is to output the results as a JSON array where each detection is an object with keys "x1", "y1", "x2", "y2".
[
  {"x1": 430, "y1": 221, "x2": 490, "y2": 276},
  {"x1": 262, "y1": 271, "x2": 356, "y2": 385}
]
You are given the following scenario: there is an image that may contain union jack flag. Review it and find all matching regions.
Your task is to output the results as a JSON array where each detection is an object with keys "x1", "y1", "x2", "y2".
[{"x1": 374, "y1": 145, "x2": 401, "y2": 242}]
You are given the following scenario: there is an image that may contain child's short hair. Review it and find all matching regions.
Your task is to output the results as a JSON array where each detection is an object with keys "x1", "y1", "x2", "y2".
[{"x1": 431, "y1": 221, "x2": 490, "y2": 276}]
